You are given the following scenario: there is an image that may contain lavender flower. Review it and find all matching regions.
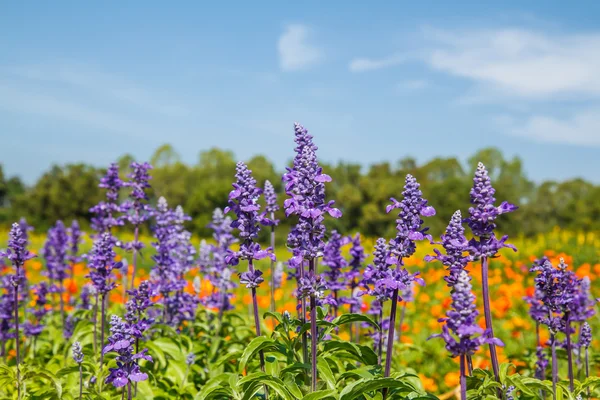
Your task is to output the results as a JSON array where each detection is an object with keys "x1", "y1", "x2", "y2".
[
  {"x1": 23, "y1": 283, "x2": 51, "y2": 337},
  {"x1": 90, "y1": 163, "x2": 127, "y2": 235},
  {"x1": 283, "y1": 123, "x2": 341, "y2": 392},
  {"x1": 150, "y1": 197, "x2": 178, "y2": 298},
  {"x1": 225, "y1": 162, "x2": 274, "y2": 265},
  {"x1": 17, "y1": 218, "x2": 33, "y2": 247},
  {"x1": 322, "y1": 230, "x2": 348, "y2": 314},
  {"x1": 467, "y1": 162, "x2": 517, "y2": 259},
  {"x1": 382, "y1": 175, "x2": 433, "y2": 380},
  {"x1": 264, "y1": 180, "x2": 279, "y2": 218},
  {"x1": 272, "y1": 262, "x2": 284, "y2": 289},
  {"x1": 123, "y1": 161, "x2": 153, "y2": 289},
  {"x1": 265, "y1": 180, "x2": 280, "y2": 312},
  {"x1": 431, "y1": 270, "x2": 502, "y2": 400},
  {"x1": 67, "y1": 220, "x2": 83, "y2": 267},
  {"x1": 580, "y1": 322, "x2": 591, "y2": 348},
  {"x1": 466, "y1": 163, "x2": 517, "y2": 385},
  {"x1": 185, "y1": 353, "x2": 195, "y2": 366},
  {"x1": 225, "y1": 162, "x2": 274, "y2": 377},
  {"x1": 104, "y1": 315, "x2": 152, "y2": 389},
  {"x1": 240, "y1": 269, "x2": 264, "y2": 289},
  {"x1": 385, "y1": 174, "x2": 435, "y2": 264},
  {"x1": 72, "y1": 341, "x2": 84, "y2": 364},
  {"x1": 570, "y1": 276, "x2": 597, "y2": 322},
  {"x1": 531, "y1": 258, "x2": 580, "y2": 393},
  {"x1": 425, "y1": 211, "x2": 470, "y2": 286},
  {"x1": 1, "y1": 223, "x2": 36, "y2": 281},
  {"x1": 0, "y1": 223, "x2": 35, "y2": 395},
  {"x1": 79, "y1": 284, "x2": 96, "y2": 311},
  {"x1": 535, "y1": 346, "x2": 548, "y2": 380},
  {"x1": 88, "y1": 233, "x2": 123, "y2": 296},
  {"x1": 87, "y1": 231, "x2": 123, "y2": 368},
  {"x1": 362, "y1": 238, "x2": 390, "y2": 287},
  {"x1": 432, "y1": 270, "x2": 502, "y2": 357},
  {"x1": 44, "y1": 220, "x2": 70, "y2": 325}
]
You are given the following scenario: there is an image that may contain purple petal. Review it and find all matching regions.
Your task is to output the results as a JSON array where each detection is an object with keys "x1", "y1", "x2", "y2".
[
  {"x1": 113, "y1": 376, "x2": 129, "y2": 388},
  {"x1": 421, "y1": 206, "x2": 436, "y2": 217},
  {"x1": 327, "y1": 208, "x2": 342, "y2": 218},
  {"x1": 129, "y1": 372, "x2": 148, "y2": 382},
  {"x1": 408, "y1": 231, "x2": 424, "y2": 241},
  {"x1": 315, "y1": 174, "x2": 332, "y2": 182}
]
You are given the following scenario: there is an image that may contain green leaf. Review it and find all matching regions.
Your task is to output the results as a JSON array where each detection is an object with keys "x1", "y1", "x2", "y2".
[
  {"x1": 238, "y1": 372, "x2": 296, "y2": 400},
  {"x1": 56, "y1": 365, "x2": 80, "y2": 378},
  {"x1": 22, "y1": 368, "x2": 63, "y2": 398},
  {"x1": 302, "y1": 389, "x2": 338, "y2": 400},
  {"x1": 322, "y1": 340, "x2": 378, "y2": 365},
  {"x1": 331, "y1": 313, "x2": 379, "y2": 330},
  {"x1": 317, "y1": 358, "x2": 336, "y2": 390},
  {"x1": 195, "y1": 373, "x2": 234, "y2": 400},
  {"x1": 239, "y1": 336, "x2": 280, "y2": 372},
  {"x1": 499, "y1": 362, "x2": 515, "y2": 383},
  {"x1": 263, "y1": 311, "x2": 283, "y2": 324},
  {"x1": 339, "y1": 377, "x2": 418, "y2": 400}
]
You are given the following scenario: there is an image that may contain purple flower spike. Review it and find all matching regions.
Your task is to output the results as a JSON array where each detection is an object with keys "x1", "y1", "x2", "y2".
[
  {"x1": 90, "y1": 163, "x2": 127, "y2": 235},
  {"x1": 387, "y1": 174, "x2": 435, "y2": 265},
  {"x1": 239, "y1": 269, "x2": 264, "y2": 289},
  {"x1": 1, "y1": 223, "x2": 36, "y2": 275},
  {"x1": 104, "y1": 315, "x2": 152, "y2": 388},
  {"x1": 87, "y1": 232, "x2": 122, "y2": 296},
  {"x1": 580, "y1": 322, "x2": 591, "y2": 348},
  {"x1": 225, "y1": 162, "x2": 273, "y2": 265},
  {"x1": 467, "y1": 162, "x2": 518, "y2": 259},
  {"x1": 285, "y1": 126, "x2": 342, "y2": 263},
  {"x1": 431, "y1": 270, "x2": 502, "y2": 357},
  {"x1": 264, "y1": 180, "x2": 280, "y2": 216},
  {"x1": 425, "y1": 211, "x2": 470, "y2": 286}
]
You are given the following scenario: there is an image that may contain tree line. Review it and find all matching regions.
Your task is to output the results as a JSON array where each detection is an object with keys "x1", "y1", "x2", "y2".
[{"x1": 1, "y1": 144, "x2": 599, "y2": 240}]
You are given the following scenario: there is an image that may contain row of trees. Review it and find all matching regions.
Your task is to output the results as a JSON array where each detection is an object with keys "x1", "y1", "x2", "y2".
[{"x1": 1, "y1": 145, "x2": 599, "y2": 239}]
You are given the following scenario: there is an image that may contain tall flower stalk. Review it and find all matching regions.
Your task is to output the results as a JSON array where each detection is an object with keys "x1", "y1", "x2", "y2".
[
  {"x1": 0, "y1": 223, "x2": 36, "y2": 400},
  {"x1": 382, "y1": 175, "x2": 434, "y2": 382},
  {"x1": 124, "y1": 162, "x2": 153, "y2": 290},
  {"x1": 579, "y1": 322, "x2": 591, "y2": 397},
  {"x1": 67, "y1": 220, "x2": 83, "y2": 281},
  {"x1": 72, "y1": 341, "x2": 84, "y2": 400},
  {"x1": 428, "y1": 212, "x2": 502, "y2": 400},
  {"x1": 43, "y1": 220, "x2": 69, "y2": 328},
  {"x1": 343, "y1": 234, "x2": 366, "y2": 342},
  {"x1": 225, "y1": 162, "x2": 275, "y2": 374},
  {"x1": 322, "y1": 230, "x2": 347, "y2": 318},
  {"x1": 89, "y1": 163, "x2": 126, "y2": 355},
  {"x1": 87, "y1": 232, "x2": 123, "y2": 383},
  {"x1": 284, "y1": 123, "x2": 341, "y2": 391},
  {"x1": 264, "y1": 180, "x2": 279, "y2": 312},
  {"x1": 361, "y1": 238, "x2": 391, "y2": 363},
  {"x1": 466, "y1": 162, "x2": 517, "y2": 382},
  {"x1": 200, "y1": 209, "x2": 238, "y2": 329},
  {"x1": 530, "y1": 258, "x2": 578, "y2": 399}
]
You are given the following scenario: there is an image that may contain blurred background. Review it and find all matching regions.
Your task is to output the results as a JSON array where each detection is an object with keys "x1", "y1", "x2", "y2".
[{"x1": 1, "y1": 2, "x2": 599, "y2": 237}]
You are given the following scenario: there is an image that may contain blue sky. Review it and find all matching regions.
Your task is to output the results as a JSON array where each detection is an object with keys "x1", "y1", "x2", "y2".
[{"x1": 2, "y1": 2, "x2": 600, "y2": 183}]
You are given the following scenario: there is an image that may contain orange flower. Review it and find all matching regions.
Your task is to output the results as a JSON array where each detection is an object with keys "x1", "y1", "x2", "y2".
[
  {"x1": 419, "y1": 374, "x2": 438, "y2": 392},
  {"x1": 444, "y1": 371, "x2": 460, "y2": 388}
]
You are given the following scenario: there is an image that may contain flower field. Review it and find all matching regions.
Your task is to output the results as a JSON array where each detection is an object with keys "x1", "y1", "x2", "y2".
[{"x1": 0, "y1": 123, "x2": 598, "y2": 400}]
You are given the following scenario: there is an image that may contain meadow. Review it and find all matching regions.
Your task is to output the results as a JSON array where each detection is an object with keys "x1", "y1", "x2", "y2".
[{"x1": 0, "y1": 123, "x2": 598, "y2": 400}]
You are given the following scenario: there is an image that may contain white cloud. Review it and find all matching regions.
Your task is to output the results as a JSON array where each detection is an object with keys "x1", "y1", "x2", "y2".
[
  {"x1": 349, "y1": 54, "x2": 409, "y2": 72},
  {"x1": 277, "y1": 24, "x2": 322, "y2": 71},
  {"x1": 350, "y1": 27, "x2": 600, "y2": 99},
  {"x1": 423, "y1": 28, "x2": 600, "y2": 98},
  {"x1": 510, "y1": 108, "x2": 600, "y2": 147}
]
